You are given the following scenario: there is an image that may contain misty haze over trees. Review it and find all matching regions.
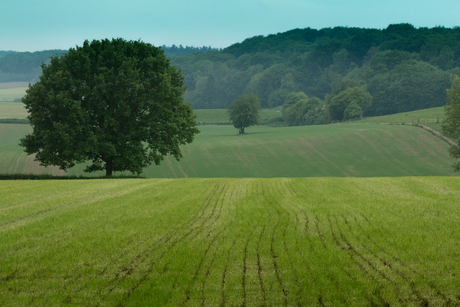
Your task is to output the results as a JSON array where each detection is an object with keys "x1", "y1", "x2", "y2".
[{"x1": 1, "y1": 24, "x2": 460, "y2": 121}]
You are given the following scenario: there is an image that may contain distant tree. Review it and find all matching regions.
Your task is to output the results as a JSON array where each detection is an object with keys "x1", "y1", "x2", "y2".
[
  {"x1": 228, "y1": 94, "x2": 261, "y2": 134},
  {"x1": 442, "y1": 75, "x2": 460, "y2": 171},
  {"x1": 282, "y1": 93, "x2": 327, "y2": 126},
  {"x1": 343, "y1": 101, "x2": 362, "y2": 120},
  {"x1": 20, "y1": 38, "x2": 199, "y2": 176},
  {"x1": 328, "y1": 87, "x2": 372, "y2": 121}
]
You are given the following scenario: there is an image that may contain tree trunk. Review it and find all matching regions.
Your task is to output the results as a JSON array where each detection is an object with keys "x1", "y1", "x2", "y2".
[
  {"x1": 239, "y1": 127, "x2": 245, "y2": 134},
  {"x1": 106, "y1": 160, "x2": 113, "y2": 177}
]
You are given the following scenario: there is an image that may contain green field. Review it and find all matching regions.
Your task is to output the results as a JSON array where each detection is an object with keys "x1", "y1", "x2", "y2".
[
  {"x1": 0, "y1": 104, "x2": 281, "y2": 124},
  {"x1": 1, "y1": 123, "x2": 457, "y2": 177},
  {"x1": 361, "y1": 107, "x2": 445, "y2": 133},
  {"x1": 0, "y1": 84, "x2": 28, "y2": 102},
  {"x1": 1, "y1": 177, "x2": 459, "y2": 306},
  {"x1": 0, "y1": 102, "x2": 28, "y2": 119}
]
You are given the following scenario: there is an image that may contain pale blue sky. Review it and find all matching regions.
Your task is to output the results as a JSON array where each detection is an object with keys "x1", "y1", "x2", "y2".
[{"x1": 1, "y1": 0, "x2": 459, "y2": 52}]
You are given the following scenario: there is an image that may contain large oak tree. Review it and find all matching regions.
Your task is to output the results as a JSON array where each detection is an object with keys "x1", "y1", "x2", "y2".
[{"x1": 20, "y1": 38, "x2": 199, "y2": 176}]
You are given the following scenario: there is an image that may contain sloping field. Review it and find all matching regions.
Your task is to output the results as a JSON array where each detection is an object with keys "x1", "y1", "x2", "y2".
[
  {"x1": 0, "y1": 102, "x2": 28, "y2": 119},
  {"x1": 1, "y1": 123, "x2": 457, "y2": 177},
  {"x1": 1, "y1": 177, "x2": 460, "y2": 306},
  {"x1": 362, "y1": 107, "x2": 444, "y2": 125},
  {"x1": 361, "y1": 107, "x2": 445, "y2": 134}
]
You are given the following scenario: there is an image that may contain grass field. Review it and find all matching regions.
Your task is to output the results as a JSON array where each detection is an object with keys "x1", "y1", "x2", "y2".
[
  {"x1": 0, "y1": 85, "x2": 28, "y2": 102},
  {"x1": 0, "y1": 104, "x2": 281, "y2": 124},
  {"x1": 1, "y1": 177, "x2": 460, "y2": 306},
  {"x1": 1, "y1": 123, "x2": 457, "y2": 177},
  {"x1": 0, "y1": 102, "x2": 28, "y2": 119},
  {"x1": 361, "y1": 107, "x2": 445, "y2": 134}
]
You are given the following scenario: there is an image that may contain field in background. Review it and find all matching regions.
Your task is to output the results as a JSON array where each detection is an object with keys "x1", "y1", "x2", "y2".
[
  {"x1": 0, "y1": 82, "x2": 28, "y2": 102},
  {"x1": 361, "y1": 107, "x2": 445, "y2": 133},
  {"x1": 1, "y1": 177, "x2": 459, "y2": 306},
  {"x1": 1, "y1": 123, "x2": 457, "y2": 177},
  {"x1": 0, "y1": 102, "x2": 27, "y2": 119},
  {"x1": 0, "y1": 104, "x2": 281, "y2": 124},
  {"x1": 194, "y1": 108, "x2": 281, "y2": 124}
]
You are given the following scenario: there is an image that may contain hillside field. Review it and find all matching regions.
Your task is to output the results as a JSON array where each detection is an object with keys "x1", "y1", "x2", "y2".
[
  {"x1": 0, "y1": 103, "x2": 281, "y2": 123},
  {"x1": 0, "y1": 84, "x2": 28, "y2": 102},
  {"x1": 360, "y1": 107, "x2": 445, "y2": 134},
  {"x1": 1, "y1": 177, "x2": 460, "y2": 306},
  {"x1": 0, "y1": 123, "x2": 457, "y2": 177}
]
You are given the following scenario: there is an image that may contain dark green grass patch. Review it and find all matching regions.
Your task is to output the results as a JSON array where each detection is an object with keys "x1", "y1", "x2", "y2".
[{"x1": 1, "y1": 177, "x2": 460, "y2": 306}]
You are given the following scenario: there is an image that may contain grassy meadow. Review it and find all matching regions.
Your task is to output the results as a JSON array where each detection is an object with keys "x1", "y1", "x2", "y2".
[
  {"x1": 0, "y1": 82, "x2": 28, "y2": 102},
  {"x1": 1, "y1": 177, "x2": 460, "y2": 306},
  {"x1": 0, "y1": 123, "x2": 457, "y2": 177},
  {"x1": 0, "y1": 102, "x2": 28, "y2": 119},
  {"x1": 361, "y1": 107, "x2": 445, "y2": 133}
]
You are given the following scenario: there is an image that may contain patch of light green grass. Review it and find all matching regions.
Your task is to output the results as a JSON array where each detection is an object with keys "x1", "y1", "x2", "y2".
[
  {"x1": 0, "y1": 102, "x2": 28, "y2": 119},
  {"x1": 0, "y1": 86, "x2": 28, "y2": 102},
  {"x1": 361, "y1": 107, "x2": 446, "y2": 133},
  {"x1": 1, "y1": 177, "x2": 460, "y2": 305}
]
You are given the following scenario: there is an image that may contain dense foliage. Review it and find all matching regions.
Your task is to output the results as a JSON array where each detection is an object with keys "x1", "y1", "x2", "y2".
[
  {"x1": 442, "y1": 75, "x2": 460, "y2": 170},
  {"x1": 20, "y1": 38, "x2": 199, "y2": 176},
  {"x1": 3, "y1": 24, "x2": 460, "y2": 122},
  {"x1": 227, "y1": 94, "x2": 261, "y2": 133},
  {"x1": 170, "y1": 24, "x2": 460, "y2": 118}
]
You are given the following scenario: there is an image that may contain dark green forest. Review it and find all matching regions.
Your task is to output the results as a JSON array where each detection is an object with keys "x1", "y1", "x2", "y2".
[
  {"x1": 171, "y1": 24, "x2": 460, "y2": 121},
  {"x1": 2, "y1": 24, "x2": 460, "y2": 122}
]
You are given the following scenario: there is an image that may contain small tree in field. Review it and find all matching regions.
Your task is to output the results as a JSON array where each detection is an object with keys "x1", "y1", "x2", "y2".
[
  {"x1": 20, "y1": 38, "x2": 199, "y2": 176},
  {"x1": 228, "y1": 94, "x2": 261, "y2": 134},
  {"x1": 442, "y1": 75, "x2": 460, "y2": 171}
]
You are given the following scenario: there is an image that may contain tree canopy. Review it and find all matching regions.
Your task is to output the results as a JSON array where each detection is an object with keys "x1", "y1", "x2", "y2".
[
  {"x1": 442, "y1": 75, "x2": 460, "y2": 171},
  {"x1": 20, "y1": 38, "x2": 199, "y2": 176},
  {"x1": 227, "y1": 94, "x2": 261, "y2": 134}
]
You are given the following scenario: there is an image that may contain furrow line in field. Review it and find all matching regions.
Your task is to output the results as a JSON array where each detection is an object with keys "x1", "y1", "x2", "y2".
[
  {"x1": 281, "y1": 180, "x2": 297, "y2": 197},
  {"x1": 264, "y1": 181, "x2": 292, "y2": 305},
  {"x1": 220, "y1": 236, "x2": 238, "y2": 307},
  {"x1": 180, "y1": 226, "x2": 227, "y2": 306},
  {"x1": 163, "y1": 260, "x2": 189, "y2": 306},
  {"x1": 220, "y1": 237, "x2": 238, "y2": 307},
  {"x1": 331, "y1": 215, "x2": 427, "y2": 305},
  {"x1": 315, "y1": 216, "x2": 327, "y2": 250},
  {"x1": 342, "y1": 213, "x2": 454, "y2": 305},
  {"x1": 321, "y1": 215, "x2": 358, "y2": 306},
  {"x1": 270, "y1": 212, "x2": 288, "y2": 307},
  {"x1": 281, "y1": 213, "x2": 302, "y2": 307},
  {"x1": 176, "y1": 184, "x2": 236, "y2": 306},
  {"x1": 201, "y1": 256, "x2": 216, "y2": 307},
  {"x1": 241, "y1": 229, "x2": 255, "y2": 307},
  {"x1": 326, "y1": 215, "x2": 389, "y2": 306},
  {"x1": 273, "y1": 180, "x2": 303, "y2": 306},
  {"x1": 86, "y1": 184, "x2": 227, "y2": 302},
  {"x1": 256, "y1": 226, "x2": 267, "y2": 306},
  {"x1": 64, "y1": 185, "x2": 225, "y2": 300}
]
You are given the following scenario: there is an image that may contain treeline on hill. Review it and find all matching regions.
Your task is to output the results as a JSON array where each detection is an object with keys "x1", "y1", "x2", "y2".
[
  {"x1": 0, "y1": 46, "x2": 218, "y2": 83},
  {"x1": 171, "y1": 24, "x2": 460, "y2": 124}
]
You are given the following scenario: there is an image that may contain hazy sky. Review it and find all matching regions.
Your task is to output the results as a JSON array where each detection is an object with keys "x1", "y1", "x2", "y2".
[{"x1": 1, "y1": 0, "x2": 459, "y2": 52}]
